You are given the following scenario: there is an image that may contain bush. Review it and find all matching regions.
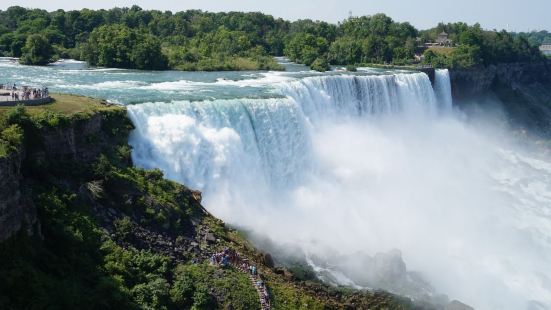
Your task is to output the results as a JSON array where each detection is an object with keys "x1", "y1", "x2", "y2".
[
  {"x1": 82, "y1": 25, "x2": 168, "y2": 70},
  {"x1": 1, "y1": 124, "x2": 23, "y2": 149},
  {"x1": 310, "y1": 57, "x2": 330, "y2": 72},
  {"x1": 5, "y1": 105, "x2": 31, "y2": 127},
  {"x1": 0, "y1": 124, "x2": 23, "y2": 157},
  {"x1": 19, "y1": 34, "x2": 55, "y2": 65}
]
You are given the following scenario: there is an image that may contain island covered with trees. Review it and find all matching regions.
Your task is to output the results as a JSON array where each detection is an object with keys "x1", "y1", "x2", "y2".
[{"x1": 0, "y1": 6, "x2": 547, "y2": 71}]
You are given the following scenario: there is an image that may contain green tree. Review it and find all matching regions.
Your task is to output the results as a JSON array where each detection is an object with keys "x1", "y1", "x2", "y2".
[
  {"x1": 311, "y1": 56, "x2": 330, "y2": 72},
  {"x1": 450, "y1": 45, "x2": 483, "y2": 68},
  {"x1": 82, "y1": 24, "x2": 167, "y2": 70},
  {"x1": 19, "y1": 34, "x2": 55, "y2": 65}
]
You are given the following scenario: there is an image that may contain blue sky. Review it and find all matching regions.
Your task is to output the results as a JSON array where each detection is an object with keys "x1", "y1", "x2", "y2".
[{"x1": 1, "y1": 0, "x2": 550, "y2": 31}]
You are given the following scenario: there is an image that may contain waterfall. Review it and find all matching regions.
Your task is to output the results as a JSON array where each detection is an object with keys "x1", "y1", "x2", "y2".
[
  {"x1": 277, "y1": 72, "x2": 444, "y2": 121},
  {"x1": 128, "y1": 97, "x2": 313, "y2": 191},
  {"x1": 434, "y1": 69, "x2": 453, "y2": 110},
  {"x1": 128, "y1": 72, "x2": 446, "y2": 191},
  {"x1": 127, "y1": 70, "x2": 551, "y2": 309}
]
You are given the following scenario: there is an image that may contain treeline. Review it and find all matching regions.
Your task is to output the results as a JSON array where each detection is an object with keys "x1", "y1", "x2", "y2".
[
  {"x1": 516, "y1": 30, "x2": 551, "y2": 46},
  {"x1": 420, "y1": 22, "x2": 545, "y2": 68},
  {"x1": 0, "y1": 6, "x2": 547, "y2": 71},
  {"x1": 0, "y1": 6, "x2": 286, "y2": 70}
]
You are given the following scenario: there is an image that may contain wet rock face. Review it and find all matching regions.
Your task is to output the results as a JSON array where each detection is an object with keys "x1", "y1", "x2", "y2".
[
  {"x1": 449, "y1": 62, "x2": 551, "y2": 100},
  {"x1": 450, "y1": 61, "x2": 551, "y2": 134},
  {"x1": 263, "y1": 253, "x2": 275, "y2": 268}
]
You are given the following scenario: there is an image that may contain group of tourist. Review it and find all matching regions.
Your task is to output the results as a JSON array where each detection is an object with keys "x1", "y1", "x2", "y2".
[
  {"x1": 0, "y1": 83, "x2": 49, "y2": 101},
  {"x1": 210, "y1": 248, "x2": 271, "y2": 309}
]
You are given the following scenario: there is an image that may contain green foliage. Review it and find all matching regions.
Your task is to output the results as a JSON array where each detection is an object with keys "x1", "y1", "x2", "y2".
[
  {"x1": 516, "y1": 30, "x2": 551, "y2": 46},
  {"x1": 450, "y1": 44, "x2": 483, "y2": 68},
  {"x1": 310, "y1": 57, "x2": 330, "y2": 72},
  {"x1": 328, "y1": 36, "x2": 363, "y2": 65},
  {"x1": 0, "y1": 187, "x2": 136, "y2": 310},
  {"x1": 113, "y1": 216, "x2": 133, "y2": 240},
  {"x1": 171, "y1": 264, "x2": 259, "y2": 310},
  {"x1": 32, "y1": 110, "x2": 70, "y2": 128},
  {"x1": 82, "y1": 24, "x2": 168, "y2": 70},
  {"x1": 284, "y1": 33, "x2": 328, "y2": 66},
  {"x1": 0, "y1": 124, "x2": 23, "y2": 148},
  {"x1": 102, "y1": 240, "x2": 172, "y2": 310},
  {"x1": 0, "y1": 124, "x2": 23, "y2": 157},
  {"x1": 421, "y1": 23, "x2": 544, "y2": 68},
  {"x1": 0, "y1": 7, "x2": 543, "y2": 70},
  {"x1": 19, "y1": 34, "x2": 55, "y2": 65},
  {"x1": 93, "y1": 160, "x2": 197, "y2": 230},
  {"x1": 5, "y1": 105, "x2": 31, "y2": 127}
]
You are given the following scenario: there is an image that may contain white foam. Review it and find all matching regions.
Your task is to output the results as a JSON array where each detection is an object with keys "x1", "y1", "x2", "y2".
[{"x1": 57, "y1": 80, "x2": 148, "y2": 90}]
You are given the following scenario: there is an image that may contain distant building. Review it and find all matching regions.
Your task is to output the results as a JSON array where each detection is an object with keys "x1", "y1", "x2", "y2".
[
  {"x1": 540, "y1": 43, "x2": 551, "y2": 56},
  {"x1": 436, "y1": 31, "x2": 452, "y2": 46}
]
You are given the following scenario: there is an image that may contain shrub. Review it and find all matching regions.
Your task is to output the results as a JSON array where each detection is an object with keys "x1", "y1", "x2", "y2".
[
  {"x1": 19, "y1": 34, "x2": 55, "y2": 65},
  {"x1": 311, "y1": 57, "x2": 330, "y2": 72},
  {"x1": 1, "y1": 124, "x2": 23, "y2": 148}
]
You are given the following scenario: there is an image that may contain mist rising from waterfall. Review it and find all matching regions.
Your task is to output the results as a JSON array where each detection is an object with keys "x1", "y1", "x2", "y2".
[{"x1": 128, "y1": 70, "x2": 551, "y2": 309}]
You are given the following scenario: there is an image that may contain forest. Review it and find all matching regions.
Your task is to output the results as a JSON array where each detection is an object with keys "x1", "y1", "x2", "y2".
[{"x1": 0, "y1": 6, "x2": 547, "y2": 70}]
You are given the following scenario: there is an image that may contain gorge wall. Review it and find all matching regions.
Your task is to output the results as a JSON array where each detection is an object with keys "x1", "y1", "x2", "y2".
[
  {"x1": 0, "y1": 107, "x2": 131, "y2": 241},
  {"x1": 449, "y1": 61, "x2": 551, "y2": 133},
  {"x1": 0, "y1": 150, "x2": 33, "y2": 241}
]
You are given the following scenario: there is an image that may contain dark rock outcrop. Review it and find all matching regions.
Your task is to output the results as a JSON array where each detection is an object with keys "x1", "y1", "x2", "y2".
[
  {"x1": 450, "y1": 61, "x2": 551, "y2": 134},
  {"x1": 0, "y1": 108, "x2": 131, "y2": 241},
  {"x1": 30, "y1": 112, "x2": 131, "y2": 163},
  {"x1": 0, "y1": 150, "x2": 36, "y2": 241}
]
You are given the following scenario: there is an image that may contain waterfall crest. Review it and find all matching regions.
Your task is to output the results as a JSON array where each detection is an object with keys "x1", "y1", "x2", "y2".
[{"x1": 128, "y1": 71, "x2": 449, "y2": 190}]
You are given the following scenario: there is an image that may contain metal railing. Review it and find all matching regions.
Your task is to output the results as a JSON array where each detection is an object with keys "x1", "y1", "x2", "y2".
[{"x1": 0, "y1": 84, "x2": 50, "y2": 103}]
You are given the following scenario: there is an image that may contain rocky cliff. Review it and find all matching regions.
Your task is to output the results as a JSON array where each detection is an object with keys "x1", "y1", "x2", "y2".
[
  {"x1": 0, "y1": 104, "x2": 130, "y2": 241},
  {"x1": 449, "y1": 61, "x2": 551, "y2": 134},
  {"x1": 0, "y1": 150, "x2": 35, "y2": 241}
]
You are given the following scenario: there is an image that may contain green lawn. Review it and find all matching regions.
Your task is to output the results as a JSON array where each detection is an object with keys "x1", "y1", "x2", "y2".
[{"x1": 0, "y1": 93, "x2": 123, "y2": 118}]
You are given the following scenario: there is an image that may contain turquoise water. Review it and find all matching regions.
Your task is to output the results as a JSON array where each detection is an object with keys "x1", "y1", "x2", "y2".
[{"x1": 0, "y1": 57, "x2": 401, "y2": 104}]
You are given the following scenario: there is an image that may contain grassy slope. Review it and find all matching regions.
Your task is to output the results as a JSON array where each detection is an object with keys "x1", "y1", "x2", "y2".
[
  {"x1": 0, "y1": 94, "x2": 123, "y2": 158},
  {"x1": 0, "y1": 93, "x2": 121, "y2": 118}
]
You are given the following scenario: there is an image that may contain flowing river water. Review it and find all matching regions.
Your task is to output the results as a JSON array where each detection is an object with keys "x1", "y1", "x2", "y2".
[{"x1": 2, "y1": 57, "x2": 551, "y2": 309}]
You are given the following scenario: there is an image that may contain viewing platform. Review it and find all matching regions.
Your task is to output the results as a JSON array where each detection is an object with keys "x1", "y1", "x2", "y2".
[{"x1": 0, "y1": 84, "x2": 52, "y2": 106}]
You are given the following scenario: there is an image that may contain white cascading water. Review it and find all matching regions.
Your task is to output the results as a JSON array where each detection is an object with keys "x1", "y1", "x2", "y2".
[
  {"x1": 434, "y1": 68, "x2": 454, "y2": 111},
  {"x1": 128, "y1": 70, "x2": 551, "y2": 310}
]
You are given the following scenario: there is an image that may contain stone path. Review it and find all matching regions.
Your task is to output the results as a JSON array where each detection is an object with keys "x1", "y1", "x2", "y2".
[{"x1": 211, "y1": 249, "x2": 271, "y2": 310}]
